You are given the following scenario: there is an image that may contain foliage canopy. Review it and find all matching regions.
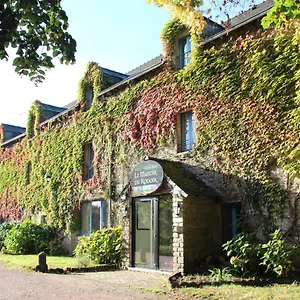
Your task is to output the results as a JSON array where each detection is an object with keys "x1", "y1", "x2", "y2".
[{"x1": 0, "y1": 0, "x2": 76, "y2": 84}]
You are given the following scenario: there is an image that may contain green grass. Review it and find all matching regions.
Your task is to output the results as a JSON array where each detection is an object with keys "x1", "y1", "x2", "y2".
[
  {"x1": 0, "y1": 253, "x2": 94, "y2": 270},
  {"x1": 180, "y1": 283, "x2": 300, "y2": 300}
]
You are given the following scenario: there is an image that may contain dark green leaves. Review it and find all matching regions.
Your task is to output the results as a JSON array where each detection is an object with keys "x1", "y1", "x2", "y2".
[{"x1": 0, "y1": 0, "x2": 76, "y2": 84}]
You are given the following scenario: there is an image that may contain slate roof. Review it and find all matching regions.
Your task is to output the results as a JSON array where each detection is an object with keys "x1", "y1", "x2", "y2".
[
  {"x1": 229, "y1": 0, "x2": 274, "y2": 28},
  {"x1": 0, "y1": 123, "x2": 25, "y2": 134},
  {"x1": 39, "y1": 102, "x2": 66, "y2": 114},
  {"x1": 152, "y1": 158, "x2": 220, "y2": 198},
  {"x1": 101, "y1": 67, "x2": 128, "y2": 80},
  {"x1": 126, "y1": 55, "x2": 163, "y2": 76},
  {"x1": 0, "y1": 123, "x2": 26, "y2": 144},
  {"x1": 64, "y1": 100, "x2": 77, "y2": 109},
  {"x1": 203, "y1": 0, "x2": 274, "y2": 44}
]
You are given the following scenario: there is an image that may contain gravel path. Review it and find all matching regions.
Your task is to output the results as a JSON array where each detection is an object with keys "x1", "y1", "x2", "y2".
[{"x1": 0, "y1": 264, "x2": 179, "y2": 300}]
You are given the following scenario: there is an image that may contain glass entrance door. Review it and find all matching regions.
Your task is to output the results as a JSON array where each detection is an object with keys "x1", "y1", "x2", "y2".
[
  {"x1": 134, "y1": 198, "x2": 157, "y2": 268},
  {"x1": 134, "y1": 196, "x2": 173, "y2": 270}
]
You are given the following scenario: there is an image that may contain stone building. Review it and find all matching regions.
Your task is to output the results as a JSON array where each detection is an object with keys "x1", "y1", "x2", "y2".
[{"x1": 1, "y1": 0, "x2": 299, "y2": 274}]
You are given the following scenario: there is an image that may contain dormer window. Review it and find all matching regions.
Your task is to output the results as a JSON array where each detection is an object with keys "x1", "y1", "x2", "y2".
[
  {"x1": 177, "y1": 35, "x2": 192, "y2": 69},
  {"x1": 86, "y1": 87, "x2": 93, "y2": 110}
]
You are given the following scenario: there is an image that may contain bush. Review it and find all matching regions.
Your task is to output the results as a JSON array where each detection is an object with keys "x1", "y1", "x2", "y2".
[
  {"x1": 259, "y1": 230, "x2": 295, "y2": 277},
  {"x1": 0, "y1": 222, "x2": 16, "y2": 251},
  {"x1": 74, "y1": 226, "x2": 123, "y2": 265},
  {"x1": 223, "y1": 233, "x2": 260, "y2": 276},
  {"x1": 223, "y1": 230, "x2": 297, "y2": 277},
  {"x1": 5, "y1": 219, "x2": 53, "y2": 254}
]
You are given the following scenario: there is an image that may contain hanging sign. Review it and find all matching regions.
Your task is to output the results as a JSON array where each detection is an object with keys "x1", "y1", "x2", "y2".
[{"x1": 130, "y1": 160, "x2": 164, "y2": 196}]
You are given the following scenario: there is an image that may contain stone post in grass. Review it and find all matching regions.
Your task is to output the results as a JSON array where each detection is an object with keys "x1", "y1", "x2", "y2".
[{"x1": 35, "y1": 252, "x2": 48, "y2": 273}]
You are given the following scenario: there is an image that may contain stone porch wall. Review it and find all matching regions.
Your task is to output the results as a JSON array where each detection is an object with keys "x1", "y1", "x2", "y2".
[
  {"x1": 172, "y1": 193, "x2": 184, "y2": 273},
  {"x1": 182, "y1": 195, "x2": 221, "y2": 274}
]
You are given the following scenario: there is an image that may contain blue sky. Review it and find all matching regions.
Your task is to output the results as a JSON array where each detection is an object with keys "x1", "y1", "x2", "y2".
[{"x1": 0, "y1": 0, "x2": 170, "y2": 127}]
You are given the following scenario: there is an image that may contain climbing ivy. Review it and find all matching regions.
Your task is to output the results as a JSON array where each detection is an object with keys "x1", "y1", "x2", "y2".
[
  {"x1": 77, "y1": 62, "x2": 102, "y2": 107},
  {"x1": 26, "y1": 100, "x2": 42, "y2": 138},
  {"x1": 0, "y1": 28, "x2": 299, "y2": 235}
]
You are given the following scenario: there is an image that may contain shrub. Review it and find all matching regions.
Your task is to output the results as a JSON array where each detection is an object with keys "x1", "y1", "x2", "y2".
[
  {"x1": 74, "y1": 226, "x2": 123, "y2": 265},
  {"x1": 259, "y1": 230, "x2": 295, "y2": 277},
  {"x1": 223, "y1": 233, "x2": 260, "y2": 276},
  {"x1": 223, "y1": 230, "x2": 297, "y2": 277},
  {"x1": 5, "y1": 219, "x2": 52, "y2": 254},
  {"x1": 0, "y1": 222, "x2": 16, "y2": 251}
]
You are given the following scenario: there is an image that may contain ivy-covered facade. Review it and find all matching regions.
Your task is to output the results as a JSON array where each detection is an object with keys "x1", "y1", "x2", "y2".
[{"x1": 1, "y1": 2, "x2": 299, "y2": 273}]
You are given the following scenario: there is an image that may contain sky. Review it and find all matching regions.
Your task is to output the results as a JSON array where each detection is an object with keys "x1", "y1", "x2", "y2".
[{"x1": 0, "y1": 0, "x2": 170, "y2": 127}]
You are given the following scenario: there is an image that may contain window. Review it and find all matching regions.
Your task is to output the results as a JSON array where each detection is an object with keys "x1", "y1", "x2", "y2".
[
  {"x1": 180, "y1": 110, "x2": 195, "y2": 152},
  {"x1": 86, "y1": 87, "x2": 93, "y2": 110},
  {"x1": 222, "y1": 203, "x2": 242, "y2": 243},
  {"x1": 84, "y1": 143, "x2": 94, "y2": 180},
  {"x1": 177, "y1": 35, "x2": 192, "y2": 69},
  {"x1": 81, "y1": 200, "x2": 107, "y2": 235}
]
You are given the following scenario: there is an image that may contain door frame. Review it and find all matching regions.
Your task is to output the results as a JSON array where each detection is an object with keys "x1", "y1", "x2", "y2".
[{"x1": 132, "y1": 197, "x2": 159, "y2": 269}]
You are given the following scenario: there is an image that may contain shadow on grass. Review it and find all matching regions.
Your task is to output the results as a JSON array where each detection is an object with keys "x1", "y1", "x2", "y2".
[
  {"x1": 169, "y1": 272, "x2": 300, "y2": 289},
  {"x1": 179, "y1": 277, "x2": 300, "y2": 288}
]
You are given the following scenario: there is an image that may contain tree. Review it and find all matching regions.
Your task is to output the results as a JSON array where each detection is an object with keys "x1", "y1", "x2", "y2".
[
  {"x1": 148, "y1": 0, "x2": 300, "y2": 37},
  {"x1": 262, "y1": 0, "x2": 300, "y2": 28},
  {"x1": 0, "y1": 0, "x2": 76, "y2": 84},
  {"x1": 146, "y1": 0, "x2": 207, "y2": 34},
  {"x1": 147, "y1": 1, "x2": 268, "y2": 35}
]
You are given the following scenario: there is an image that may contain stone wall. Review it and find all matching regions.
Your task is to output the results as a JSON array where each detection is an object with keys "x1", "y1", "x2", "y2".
[
  {"x1": 182, "y1": 195, "x2": 221, "y2": 274},
  {"x1": 172, "y1": 193, "x2": 184, "y2": 273}
]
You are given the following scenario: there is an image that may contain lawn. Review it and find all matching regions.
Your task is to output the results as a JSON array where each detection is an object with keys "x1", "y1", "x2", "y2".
[
  {"x1": 179, "y1": 283, "x2": 300, "y2": 300},
  {"x1": 0, "y1": 253, "x2": 88, "y2": 270}
]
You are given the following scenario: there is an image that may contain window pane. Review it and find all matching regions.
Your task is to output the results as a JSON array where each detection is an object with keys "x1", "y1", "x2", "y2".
[
  {"x1": 91, "y1": 201, "x2": 101, "y2": 232},
  {"x1": 159, "y1": 196, "x2": 173, "y2": 271},
  {"x1": 88, "y1": 144, "x2": 94, "y2": 179},
  {"x1": 181, "y1": 111, "x2": 194, "y2": 152},
  {"x1": 86, "y1": 87, "x2": 93, "y2": 109},
  {"x1": 84, "y1": 143, "x2": 94, "y2": 180},
  {"x1": 184, "y1": 36, "x2": 191, "y2": 66},
  {"x1": 178, "y1": 35, "x2": 192, "y2": 69},
  {"x1": 81, "y1": 202, "x2": 90, "y2": 234},
  {"x1": 135, "y1": 200, "x2": 155, "y2": 268}
]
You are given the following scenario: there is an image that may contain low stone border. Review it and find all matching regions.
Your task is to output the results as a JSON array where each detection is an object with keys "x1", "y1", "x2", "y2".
[{"x1": 34, "y1": 264, "x2": 119, "y2": 274}]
